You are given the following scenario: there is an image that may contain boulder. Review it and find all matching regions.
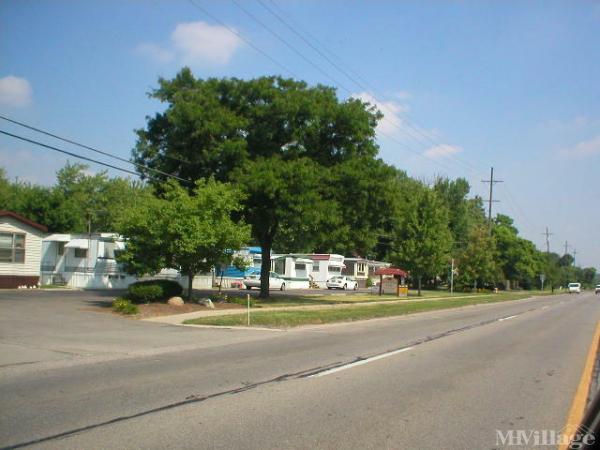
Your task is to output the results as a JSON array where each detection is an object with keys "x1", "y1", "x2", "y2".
[{"x1": 167, "y1": 296, "x2": 185, "y2": 306}]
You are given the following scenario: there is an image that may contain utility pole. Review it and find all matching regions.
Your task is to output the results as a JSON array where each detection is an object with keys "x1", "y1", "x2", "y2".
[
  {"x1": 573, "y1": 248, "x2": 577, "y2": 266},
  {"x1": 481, "y1": 167, "x2": 503, "y2": 233},
  {"x1": 541, "y1": 227, "x2": 554, "y2": 254},
  {"x1": 564, "y1": 240, "x2": 570, "y2": 256}
]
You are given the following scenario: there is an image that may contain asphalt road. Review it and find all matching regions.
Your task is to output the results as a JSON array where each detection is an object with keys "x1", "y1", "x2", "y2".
[{"x1": 1, "y1": 290, "x2": 599, "y2": 449}]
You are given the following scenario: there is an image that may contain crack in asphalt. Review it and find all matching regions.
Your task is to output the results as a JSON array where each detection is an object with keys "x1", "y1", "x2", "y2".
[{"x1": 1, "y1": 304, "x2": 549, "y2": 449}]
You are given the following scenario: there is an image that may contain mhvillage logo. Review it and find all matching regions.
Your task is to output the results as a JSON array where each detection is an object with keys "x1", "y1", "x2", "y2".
[{"x1": 496, "y1": 424, "x2": 595, "y2": 448}]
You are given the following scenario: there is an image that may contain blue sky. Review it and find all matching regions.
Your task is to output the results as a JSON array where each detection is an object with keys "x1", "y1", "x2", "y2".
[{"x1": 1, "y1": 1, "x2": 599, "y2": 269}]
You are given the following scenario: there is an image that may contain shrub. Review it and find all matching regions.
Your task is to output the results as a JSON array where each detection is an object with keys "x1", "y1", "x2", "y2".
[
  {"x1": 127, "y1": 279, "x2": 183, "y2": 303},
  {"x1": 112, "y1": 298, "x2": 139, "y2": 315},
  {"x1": 366, "y1": 278, "x2": 374, "y2": 288},
  {"x1": 127, "y1": 284, "x2": 163, "y2": 303},
  {"x1": 225, "y1": 295, "x2": 255, "y2": 308}
]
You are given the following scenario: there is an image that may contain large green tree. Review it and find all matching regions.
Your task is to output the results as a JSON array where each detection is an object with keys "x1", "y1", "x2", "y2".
[
  {"x1": 457, "y1": 224, "x2": 501, "y2": 290},
  {"x1": 133, "y1": 69, "x2": 383, "y2": 297},
  {"x1": 493, "y1": 214, "x2": 542, "y2": 289},
  {"x1": 116, "y1": 179, "x2": 250, "y2": 300},
  {"x1": 389, "y1": 186, "x2": 452, "y2": 295}
]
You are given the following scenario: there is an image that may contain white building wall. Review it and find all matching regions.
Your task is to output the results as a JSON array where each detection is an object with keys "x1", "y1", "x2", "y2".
[{"x1": 0, "y1": 217, "x2": 44, "y2": 277}]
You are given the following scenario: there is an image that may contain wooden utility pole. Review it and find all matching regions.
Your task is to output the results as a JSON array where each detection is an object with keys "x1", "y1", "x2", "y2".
[
  {"x1": 541, "y1": 227, "x2": 554, "y2": 254},
  {"x1": 481, "y1": 167, "x2": 503, "y2": 233}
]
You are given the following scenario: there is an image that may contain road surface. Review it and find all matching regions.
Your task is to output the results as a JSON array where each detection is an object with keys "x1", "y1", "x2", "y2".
[{"x1": 1, "y1": 290, "x2": 599, "y2": 449}]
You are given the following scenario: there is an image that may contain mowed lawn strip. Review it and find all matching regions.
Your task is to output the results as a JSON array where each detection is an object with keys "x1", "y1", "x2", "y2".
[{"x1": 184, "y1": 292, "x2": 534, "y2": 328}]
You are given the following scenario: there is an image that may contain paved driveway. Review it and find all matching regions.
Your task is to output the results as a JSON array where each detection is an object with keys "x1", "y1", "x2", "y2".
[{"x1": 0, "y1": 289, "x2": 278, "y2": 372}]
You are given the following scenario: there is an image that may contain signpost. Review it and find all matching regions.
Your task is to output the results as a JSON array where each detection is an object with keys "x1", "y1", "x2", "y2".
[{"x1": 540, "y1": 273, "x2": 546, "y2": 291}]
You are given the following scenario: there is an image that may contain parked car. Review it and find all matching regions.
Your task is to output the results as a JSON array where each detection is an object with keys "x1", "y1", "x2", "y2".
[
  {"x1": 243, "y1": 271, "x2": 286, "y2": 291},
  {"x1": 326, "y1": 276, "x2": 358, "y2": 290},
  {"x1": 595, "y1": 284, "x2": 600, "y2": 295},
  {"x1": 568, "y1": 282, "x2": 582, "y2": 294}
]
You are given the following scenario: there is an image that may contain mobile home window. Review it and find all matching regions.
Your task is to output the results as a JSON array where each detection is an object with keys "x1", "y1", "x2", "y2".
[
  {"x1": 74, "y1": 248, "x2": 87, "y2": 258},
  {"x1": 295, "y1": 263, "x2": 306, "y2": 270},
  {"x1": 329, "y1": 266, "x2": 341, "y2": 274},
  {"x1": 0, "y1": 232, "x2": 25, "y2": 263},
  {"x1": 57, "y1": 242, "x2": 65, "y2": 256},
  {"x1": 312, "y1": 262, "x2": 320, "y2": 272}
]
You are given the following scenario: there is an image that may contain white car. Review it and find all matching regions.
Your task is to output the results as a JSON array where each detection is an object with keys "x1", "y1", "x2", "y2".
[
  {"x1": 243, "y1": 271, "x2": 286, "y2": 291},
  {"x1": 326, "y1": 276, "x2": 358, "y2": 291},
  {"x1": 568, "y1": 282, "x2": 581, "y2": 294},
  {"x1": 595, "y1": 284, "x2": 600, "y2": 295}
]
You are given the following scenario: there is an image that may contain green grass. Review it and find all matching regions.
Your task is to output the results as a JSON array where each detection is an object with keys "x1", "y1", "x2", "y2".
[{"x1": 184, "y1": 291, "x2": 534, "y2": 328}]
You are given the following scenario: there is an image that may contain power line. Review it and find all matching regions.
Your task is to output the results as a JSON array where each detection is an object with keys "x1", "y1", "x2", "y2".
[
  {"x1": 0, "y1": 114, "x2": 192, "y2": 184},
  {"x1": 0, "y1": 129, "x2": 164, "y2": 183},
  {"x1": 188, "y1": 0, "x2": 297, "y2": 77},
  {"x1": 197, "y1": 0, "x2": 459, "y2": 174},
  {"x1": 255, "y1": 0, "x2": 487, "y2": 178}
]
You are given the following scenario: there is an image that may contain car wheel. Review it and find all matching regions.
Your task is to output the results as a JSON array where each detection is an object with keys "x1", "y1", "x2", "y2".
[
  {"x1": 280, "y1": 283, "x2": 285, "y2": 291},
  {"x1": 354, "y1": 284, "x2": 358, "y2": 291},
  {"x1": 343, "y1": 284, "x2": 347, "y2": 290},
  {"x1": 246, "y1": 286, "x2": 251, "y2": 290}
]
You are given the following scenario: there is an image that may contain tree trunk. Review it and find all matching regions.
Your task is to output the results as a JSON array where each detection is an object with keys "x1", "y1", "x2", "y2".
[
  {"x1": 218, "y1": 267, "x2": 224, "y2": 294},
  {"x1": 186, "y1": 270, "x2": 194, "y2": 301},
  {"x1": 259, "y1": 239, "x2": 272, "y2": 299},
  {"x1": 417, "y1": 275, "x2": 422, "y2": 297}
]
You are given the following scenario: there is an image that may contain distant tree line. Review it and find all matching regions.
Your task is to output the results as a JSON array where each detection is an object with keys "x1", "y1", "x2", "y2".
[{"x1": 1, "y1": 69, "x2": 597, "y2": 297}]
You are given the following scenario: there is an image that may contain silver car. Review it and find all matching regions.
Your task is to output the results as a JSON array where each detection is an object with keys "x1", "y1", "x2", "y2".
[{"x1": 243, "y1": 271, "x2": 286, "y2": 291}]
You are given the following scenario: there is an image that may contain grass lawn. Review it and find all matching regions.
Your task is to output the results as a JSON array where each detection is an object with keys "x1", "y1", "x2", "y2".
[{"x1": 185, "y1": 291, "x2": 537, "y2": 328}]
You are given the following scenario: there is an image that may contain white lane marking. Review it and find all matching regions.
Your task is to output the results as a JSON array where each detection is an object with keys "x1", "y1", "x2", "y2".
[
  {"x1": 309, "y1": 346, "x2": 414, "y2": 378},
  {"x1": 498, "y1": 314, "x2": 518, "y2": 322}
]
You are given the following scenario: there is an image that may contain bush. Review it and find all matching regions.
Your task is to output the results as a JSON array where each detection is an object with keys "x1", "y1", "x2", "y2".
[
  {"x1": 225, "y1": 295, "x2": 255, "y2": 308},
  {"x1": 112, "y1": 298, "x2": 139, "y2": 315},
  {"x1": 366, "y1": 278, "x2": 374, "y2": 288},
  {"x1": 127, "y1": 279, "x2": 183, "y2": 303}
]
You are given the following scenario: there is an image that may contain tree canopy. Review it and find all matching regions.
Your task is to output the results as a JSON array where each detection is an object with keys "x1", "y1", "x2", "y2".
[{"x1": 116, "y1": 179, "x2": 250, "y2": 299}]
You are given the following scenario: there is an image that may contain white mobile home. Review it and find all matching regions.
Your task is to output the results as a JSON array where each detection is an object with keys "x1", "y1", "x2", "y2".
[
  {"x1": 41, "y1": 233, "x2": 135, "y2": 289},
  {"x1": 295, "y1": 254, "x2": 345, "y2": 288},
  {"x1": 41, "y1": 233, "x2": 213, "y2": 290},
  {"x1": 0, "y1": 211, "x2": 47, "y2": 288}
]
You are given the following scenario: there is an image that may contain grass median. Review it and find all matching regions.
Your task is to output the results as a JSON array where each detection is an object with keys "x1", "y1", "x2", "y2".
[{"x1": 184, "y1": 291, "x2": 536, "y2": 328}]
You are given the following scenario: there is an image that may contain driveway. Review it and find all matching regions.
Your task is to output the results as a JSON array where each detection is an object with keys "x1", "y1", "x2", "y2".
[{"x1": 0, "y1": 289, "x2": 278, "y2": 372}]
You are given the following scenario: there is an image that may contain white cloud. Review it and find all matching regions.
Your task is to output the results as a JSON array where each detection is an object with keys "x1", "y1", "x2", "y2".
[
  {"x1": 423, "y1": 144, "x2": 463, "y2": 159},
  {"x1": 559, "y1": 135, "x2": 600, "y2": 159},
  {"x1": 137, "y1": 21, "x2": 243, "y2": 66},
  {"x1": 172, "y1": 21, "x2": 242, "y2": 65},
  {"x1": 135, "y1": 43, "x2": 174, "y2": 64},
  {"x1": 352, "y1": 91, "x2": 408, "y2": 135},
  {"x1": 0, "y1": 76, "x2": 32, "y2": 107}
]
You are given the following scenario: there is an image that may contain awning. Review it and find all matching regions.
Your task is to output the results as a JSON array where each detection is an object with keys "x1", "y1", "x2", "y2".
[
  {"x1": 374, "y1": 267, "x2": 408, "y2": 277},
  {"x1": 65, "y1": 239, "x2": 89, "y2": 249},
  {"x1": 44, "y1": 234, "x2": 71, "y2": 242}
]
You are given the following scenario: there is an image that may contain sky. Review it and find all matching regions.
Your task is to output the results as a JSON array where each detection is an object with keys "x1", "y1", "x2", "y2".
[{"x1": 1, "y1": 0, "x2": 599, "y2": 269}]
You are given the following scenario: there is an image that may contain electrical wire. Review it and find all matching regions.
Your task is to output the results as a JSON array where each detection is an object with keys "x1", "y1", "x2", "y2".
[{"x1": 0, "y1": 115, "x2": 191, "y2": 184}]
